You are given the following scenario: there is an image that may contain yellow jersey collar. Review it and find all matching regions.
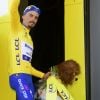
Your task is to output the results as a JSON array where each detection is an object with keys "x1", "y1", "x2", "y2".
[{"x1": 23, "y1": 25, "x2": 30, "y2": 34}]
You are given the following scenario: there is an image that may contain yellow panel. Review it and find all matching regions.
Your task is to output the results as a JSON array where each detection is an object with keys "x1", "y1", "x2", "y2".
[
  {"x1": 0, "y1": 15, "x2": 15, "y2": 100},
  {"x1": 74, "y1": 0, "x2": 82, "y2": 3},
  {"x1": 65, "y1": 0, "x2": 74, "y2": 5},
  {"x1": 65, "y1": 0, "x2": 82, "y2": 5},
  {"x1": 65, "y1": 2, "x2": 86, "y2": 100}
]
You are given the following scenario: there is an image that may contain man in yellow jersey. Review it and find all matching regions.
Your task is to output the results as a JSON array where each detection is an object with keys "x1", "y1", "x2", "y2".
[{"x1": 9, "y1": 0, "x2": 50, "y2": 100}]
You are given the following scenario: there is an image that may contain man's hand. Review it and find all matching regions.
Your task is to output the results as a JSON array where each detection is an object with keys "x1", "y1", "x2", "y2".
[{"x1": 42, "y1": 72, "x2": 51, "y2": 80}]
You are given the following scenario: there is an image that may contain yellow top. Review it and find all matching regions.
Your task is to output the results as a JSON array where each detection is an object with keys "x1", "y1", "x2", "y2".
[
  {"x1": 46, "y1": 76, "x2": 74, "y2": 100},
  {"x1": 8, "y1": 0, "x2": 44, "y2": 78}
]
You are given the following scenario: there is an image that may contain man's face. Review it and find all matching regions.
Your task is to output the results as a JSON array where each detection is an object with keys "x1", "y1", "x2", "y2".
[{"x1": 22, "y1": 11, "x2": 39, "y2": 29}]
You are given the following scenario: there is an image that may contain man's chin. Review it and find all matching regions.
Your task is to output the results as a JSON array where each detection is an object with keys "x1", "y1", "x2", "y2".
[{"x1": 29, "y1": 25, "x2": 35, "y2": 28}]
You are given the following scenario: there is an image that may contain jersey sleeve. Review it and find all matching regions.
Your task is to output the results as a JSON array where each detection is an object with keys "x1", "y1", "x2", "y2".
[
  {"x1": 9, "y1": 0, "x2": 21, "y2": 32},
  {"x1": 30, "y1": 65, "x2": 45, "y2": 78}
]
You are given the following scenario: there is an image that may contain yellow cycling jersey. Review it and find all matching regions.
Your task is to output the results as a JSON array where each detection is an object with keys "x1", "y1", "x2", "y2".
[
  {"x1": 46, "y1": 76, "x2": 74, "y2": 100},
  {"x1": 8, "y1": 0, "x2": 44, "y2": 78}
]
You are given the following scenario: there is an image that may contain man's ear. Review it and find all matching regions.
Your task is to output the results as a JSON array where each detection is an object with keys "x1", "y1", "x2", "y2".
[{"x1": 22, "y1": 15, "x2": 24, "y2": 20}]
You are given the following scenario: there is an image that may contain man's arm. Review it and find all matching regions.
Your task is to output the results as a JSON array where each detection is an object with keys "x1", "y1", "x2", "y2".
[
  {"x1": 31, "y1": 66, "x2": 45, "y2": 78},
  {"x1": 9, "y1": 0, "x2": 20, "y2": 32},
  {"x1": 30, "y1": 65, "x2": 51, "y2": 79}
]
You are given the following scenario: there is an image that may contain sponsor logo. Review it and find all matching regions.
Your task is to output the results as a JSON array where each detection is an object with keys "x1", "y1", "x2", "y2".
[
  {"x1": 16, "y1": 53, "x2": 20, "y2": 65},
  {"x1": 48, "y1": 84, "x2": 56, "y2": 93},
  {"x1": 15, "y1": 38, "x2": 20, "y2": 65},
  {"x1": 18, "y1": 79, "x2": 28, "y2": 99},
  {"x1": 15, "y1": 38, "x2": 19, "y2": 50},
  {"x1": 60, "y1": 90, "x2": 69, "y2": 100},
  {"x1": 21, "y1": 42, "x2": 33, "y2": 62},
  {"x1": 25, "y1": 43, "x2": 33, "y2": 51},
  {"x1": 30, "y1": 90, "x2": 33, "y2": 97}
]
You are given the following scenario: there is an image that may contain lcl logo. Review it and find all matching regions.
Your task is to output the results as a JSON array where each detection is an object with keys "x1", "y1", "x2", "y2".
[
  {"x1": 15, "y1": 38, "x2": 20, "y2": 65},
  {"x1": 48, "y1": 84, "x2": 56, "y2": 93}
]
